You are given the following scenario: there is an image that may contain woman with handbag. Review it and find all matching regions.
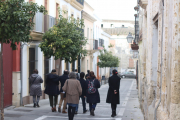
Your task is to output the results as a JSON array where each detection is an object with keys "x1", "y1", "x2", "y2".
[
  {"x1": 86, "y1": 71, "x2": 100, "y2": 116},
  {"x1": 29, "y1": 69, "x2": 43, "y2": 107},
  {"x1": 63, "y1": 72, "x2": 82, "y2": 120},
  {"x1": 44, "y1": 69, "x2": 60, "y2": 112}
]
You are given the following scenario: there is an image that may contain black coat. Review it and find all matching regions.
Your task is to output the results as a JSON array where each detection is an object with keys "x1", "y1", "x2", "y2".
[
  {"x1": 79, "y1": 78, "x2": 88, "y2": 97},
  {"x1": 44, "y1": 73, "x2": 60, "y2": 96},
  {"x1": 59, "y1": 74, "x2": 69, "y2": 92},
  {"x1": 86, "y1": 78, "x2": 100, "y2": 103},
  {"x1": 106, "y1": 75, "x2": 121, "y2": 104}
]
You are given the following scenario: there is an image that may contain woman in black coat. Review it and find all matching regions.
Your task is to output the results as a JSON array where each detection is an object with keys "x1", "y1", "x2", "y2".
[
  {"x1": 106, "y1": 69, "x2": 121, "y2": 117},
  {"x1": 86, "y1": 71, "x2": 100, "y2": 116},
  {"x1": 44, "y1": 69, "x2": 60, "y2": 112}
]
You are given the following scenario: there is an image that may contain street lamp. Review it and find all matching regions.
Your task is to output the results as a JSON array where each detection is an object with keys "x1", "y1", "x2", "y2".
[{"x1": 126, "y1": 32, "x2": 134, "y2": 43}]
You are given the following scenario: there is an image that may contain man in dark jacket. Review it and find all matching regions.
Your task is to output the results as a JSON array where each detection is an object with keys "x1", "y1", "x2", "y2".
[
  {"x1": 85, "y1": 70, "x2": 90, "y2": 79},
  {"x1": 76, "y1": 72, "x2": 88, "y2": 114},
  {"x1": 106, "y1": 69, "x2": 121, "y2": 117},
  {"x1": 58, "y1": 70, "x2": 69, "y2": 113},
  {"x1": 44, "y1": 69, "x2": 60, "y2": 112}
]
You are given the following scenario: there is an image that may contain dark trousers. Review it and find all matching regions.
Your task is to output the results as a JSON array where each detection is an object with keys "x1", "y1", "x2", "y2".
[
  {"x1": 76, "y1": 96, "x2": 86, "y2": 112},
  {"x1": 89, "y1": 103, "x2": 97, "y2": 111},
  {"x1": 80, "y1": 96, "x2": 86, "y2": 112},
  {"x1": 49, "y1": 95, "x2": 58, "y2": 108},
  {"x1": 68, "y1": 106, "x2": 76, "y2": 120},
  {"x1": 111, "y1": 103, "x2": 117, "y2": 113},
  {"x1": 33, "y1": 95, "x2": 40, "y2": 104}
]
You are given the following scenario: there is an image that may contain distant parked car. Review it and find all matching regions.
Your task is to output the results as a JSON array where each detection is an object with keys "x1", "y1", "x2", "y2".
[{"x1": 120, "y1": 72, "x2": 136, "y2": 78}]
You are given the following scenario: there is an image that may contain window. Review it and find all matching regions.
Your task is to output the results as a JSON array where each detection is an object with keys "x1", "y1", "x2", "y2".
[
  {"x1": 29, "y1": 48, "x2": 36, "y2": 76},
  {"x1": 101, "y1": 24, "x2": 103, "y2": 28},
  {"x1": 91, "y1": 29, "x2": 92, "y2": 40},
  {"x1": 87, "y1": 28, "x2": 89, "y2": 39},
  {"x1": 99, "y1": 39, "x2": 101, "y2": 46}
]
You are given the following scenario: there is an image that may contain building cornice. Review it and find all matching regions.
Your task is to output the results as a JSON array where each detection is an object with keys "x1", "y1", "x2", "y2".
[
  {"x1": 69, "y1": 0, "x2": 84, "y2": 11},
  {"x1": 102, "y1": 19, "x2": 135, "y2": 24},
  {"x1": 102, "y1": 27, "x2": 135, "y2": 36},
  {"x1": 84, "y1": 1, "x2": 94, "y2": 11},
  {"x1": 139, "y1": 0, "x2": 148, "y2": 9},
  {"x1": 82, "y1": 11, "x2": 96, "y2": 22}
]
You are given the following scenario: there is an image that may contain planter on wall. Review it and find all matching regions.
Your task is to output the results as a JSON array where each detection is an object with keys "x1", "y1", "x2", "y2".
[{"x1": 131, "y1": 44, "x2": 139, "y2": 50}]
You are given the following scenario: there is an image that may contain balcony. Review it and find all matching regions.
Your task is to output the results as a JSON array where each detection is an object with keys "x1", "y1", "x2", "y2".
[
  {"x1": 138, "y1": 0, "x2": 148, "y2": 9},
  {"x1": 33, "y1": 12, "x2": 56, "y2": 33},
  {"x1": 31, "y1": 12, "x2": 56, "y2": 40}
]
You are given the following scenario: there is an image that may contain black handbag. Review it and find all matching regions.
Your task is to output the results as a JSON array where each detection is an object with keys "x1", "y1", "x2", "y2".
[{"x1": 63, "y1": 80, "x2": 68, "y2": 98}]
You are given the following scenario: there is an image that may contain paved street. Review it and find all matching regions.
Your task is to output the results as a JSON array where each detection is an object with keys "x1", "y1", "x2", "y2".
[{"x1": 4, "y1": 79, "x2": 144, "y2": 120}]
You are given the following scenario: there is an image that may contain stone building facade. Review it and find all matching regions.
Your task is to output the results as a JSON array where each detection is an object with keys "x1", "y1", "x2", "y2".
[{"x1": 137, "y1": 0, "x2": 180, "y2": 119}]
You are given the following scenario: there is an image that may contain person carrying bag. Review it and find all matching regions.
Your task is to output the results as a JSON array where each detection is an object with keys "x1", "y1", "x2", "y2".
[
  {"x1": 86, "y1": 71, "x2": 100, "y2": 116},
  {"x1": 29, "y1": 69, "x2": 43, "y2": 108}
]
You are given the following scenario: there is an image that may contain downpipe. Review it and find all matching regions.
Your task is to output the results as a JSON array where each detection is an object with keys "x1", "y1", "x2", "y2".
[
  {"x1": 20, "y1": 42, "x2": 23, "y2": 106},
  {"x1": 154, "y1": 2, "x2": 164, "y2": 120}
]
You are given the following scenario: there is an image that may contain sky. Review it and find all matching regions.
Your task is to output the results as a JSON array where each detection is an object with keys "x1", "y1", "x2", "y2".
[{"x1": 85, "y1": 0, "x2": 137, "y2": 20}]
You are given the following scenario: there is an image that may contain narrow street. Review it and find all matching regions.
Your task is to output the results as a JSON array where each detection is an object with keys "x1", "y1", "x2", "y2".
[{"x1": 4, "y1": 79, "x2": 144, "y2": 120}]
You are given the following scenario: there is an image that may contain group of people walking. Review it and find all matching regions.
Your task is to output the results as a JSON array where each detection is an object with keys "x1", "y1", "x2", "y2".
[{"x1": 29, "y1": 68, "x2": 121, "y2": 120}]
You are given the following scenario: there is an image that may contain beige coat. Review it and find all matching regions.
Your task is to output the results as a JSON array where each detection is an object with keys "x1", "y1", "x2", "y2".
[{"x1": 62, "y1": 79, "x2": 82, "y2": 104}]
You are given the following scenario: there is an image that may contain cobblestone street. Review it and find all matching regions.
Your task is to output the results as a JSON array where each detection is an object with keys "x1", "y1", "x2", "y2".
[{"x1": 4, "y1": 79, "x2": 144, "y2": 120}]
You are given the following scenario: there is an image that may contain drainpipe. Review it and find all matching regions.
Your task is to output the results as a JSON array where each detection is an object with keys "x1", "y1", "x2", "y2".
[
  {"x1": 154, "y1": 1, "x2": 164, "y2": 120},
  {"x1": 20, "y1": 43, "x2": 23, "y2": 106}
]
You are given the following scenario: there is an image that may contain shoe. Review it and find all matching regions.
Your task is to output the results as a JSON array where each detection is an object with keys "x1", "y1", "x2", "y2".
[
  {"x1": 90, "y1": 109, "x2": 95, "y2": 116},
  {"x1": 58, "y1": 107, "x2": 61, "y2": 113},
  {"x1": 52, "y1": 108, "x2": 54, "y2": 112},
  {"x1": 37, "y1": 103, "x2": 40, "y2": 107},
  {"x1": 33, "y1": 103, "x2": 36, "y2": 108},
  {"x1": 111, "y1": 114, "x2": 115, "y2": 117},
  {"x1": 75, "y1": 111, "x2": 78, "y2": 114},
  {"x1": 111, "y1": 111, "x2": 116, "y2": 117},
  {"x1": 83, "y1": 110, "x2": 87, "y2": 113},
  {"x1": 53, "y1": 107, "x2": 57, "y2": 112},
  {"x1": 62, "y1": 111, "x2": 67, "y2": 113}
]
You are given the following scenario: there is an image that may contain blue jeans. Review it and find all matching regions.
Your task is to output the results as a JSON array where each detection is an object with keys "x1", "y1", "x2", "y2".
[
  {"x1": 76, "y1": 96, "x2": 86, "y2": 112},
  {"x1": 89, "y1": 103, "x2": 97, "y2": 111}
]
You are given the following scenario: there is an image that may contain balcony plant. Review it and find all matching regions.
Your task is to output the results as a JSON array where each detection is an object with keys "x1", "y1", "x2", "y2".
[{"x1": 0, "y1": 0, "x2": 47, "y2": 119}]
